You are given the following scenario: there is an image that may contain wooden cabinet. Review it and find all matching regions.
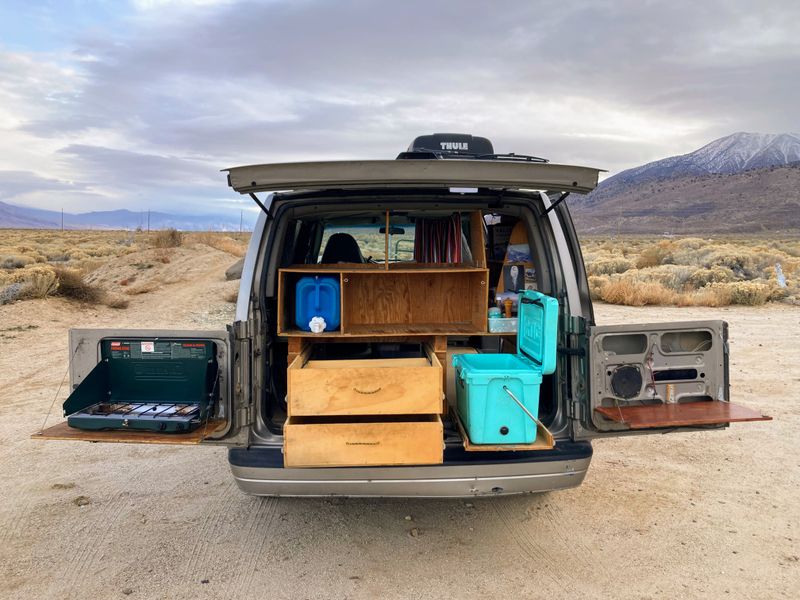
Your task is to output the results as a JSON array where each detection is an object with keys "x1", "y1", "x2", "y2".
[{"x1": 278, "y1": 265, "x2": 489, "y2": 337}]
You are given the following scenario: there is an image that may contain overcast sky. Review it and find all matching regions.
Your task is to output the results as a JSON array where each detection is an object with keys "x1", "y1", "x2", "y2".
[{"x1": 0, "y1": 0, "x2": 798, "y2": 215}]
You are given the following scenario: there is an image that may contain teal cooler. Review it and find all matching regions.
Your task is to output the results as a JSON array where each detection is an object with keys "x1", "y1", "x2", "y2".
[{"x1": 452, "y1": 291, "x2": 558, "y2": 444}]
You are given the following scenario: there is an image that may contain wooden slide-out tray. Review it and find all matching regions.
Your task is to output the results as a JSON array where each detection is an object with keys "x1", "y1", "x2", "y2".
[
  {"x1": 454, "y1": 411, "x2": 555, "y2": 452},
  {"x1": 31, "y1": 419, "x2": 226, "y2": 445},
  {"x1": 288, "y1": 347, "x2": 443, "y2": 416},
  {"x1": 594, "y1": 401, "x2": 771, "y2": 429},
  {"x1": 283, "y1": 415, "x2": 443, "y2": 468}
]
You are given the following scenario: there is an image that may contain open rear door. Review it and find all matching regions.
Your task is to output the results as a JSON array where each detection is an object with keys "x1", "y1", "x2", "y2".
[
  {"x1": 572, "y1": 320, "x2": 771, "y2": 440},
  {"x1": 32, "y1": 328, "x2": 250, "y2": 446}
]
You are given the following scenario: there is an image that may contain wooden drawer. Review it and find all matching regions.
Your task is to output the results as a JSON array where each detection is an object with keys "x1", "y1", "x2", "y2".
[
  {"x1": 283, "y1": 415, "x2": 443, "y2": 467},
  {"x1": 287, "y1": 345, "x2": 443, "y2": 416}
]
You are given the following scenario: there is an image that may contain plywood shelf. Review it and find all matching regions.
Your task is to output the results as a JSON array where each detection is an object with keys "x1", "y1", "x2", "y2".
[
  {"x1": 279, "y1": 264, "x2": 488, "y2": 273},
  {"x1": 278, "y1": 266, "x2": 489, "y2": 337},
  {"x1": 594, "y1": 401, "x2": 771, "y2": 429},
  {"x1": 454, "y1": 411, "x2": 555, "y2": 452}
]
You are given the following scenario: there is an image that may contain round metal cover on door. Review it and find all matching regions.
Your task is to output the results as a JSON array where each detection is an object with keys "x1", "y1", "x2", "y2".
[{"x1": 610, "y1": 365, "x2": 643, "y2": 399}]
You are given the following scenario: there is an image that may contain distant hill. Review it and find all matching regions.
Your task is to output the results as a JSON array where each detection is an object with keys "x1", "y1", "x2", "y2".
[
  {"x1": 0, "y1": 201, "x2": 256, "y2": 231},
  {"x1": 572, "y1": 132, "x2": 800, "y2": 234}
]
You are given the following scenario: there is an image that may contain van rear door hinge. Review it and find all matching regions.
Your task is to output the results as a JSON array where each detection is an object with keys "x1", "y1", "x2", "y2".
[
  {"x1": 569, "y1": 399, "x2": 585, "y2": 421},
  {"x1": 232, "y1": 320, "x2": 251, "y2": 340}
]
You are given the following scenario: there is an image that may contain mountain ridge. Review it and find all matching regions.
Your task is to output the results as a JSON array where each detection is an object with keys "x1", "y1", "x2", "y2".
[
  {"x1": 0, "y1": 200, "x2": 256, "y2": 231},
  {"x1": 572, "y1": 132, "x2": 800, "y2": 233}
]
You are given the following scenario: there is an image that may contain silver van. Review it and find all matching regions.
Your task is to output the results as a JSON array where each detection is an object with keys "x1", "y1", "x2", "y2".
[{"x1": 37, "y1": 134, "x2": 769, "y2": 497}]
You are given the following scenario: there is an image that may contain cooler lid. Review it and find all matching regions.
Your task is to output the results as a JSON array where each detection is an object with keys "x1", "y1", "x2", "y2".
[{"x1": 517, "y1": 291, "x2": 559, "y2": 375}]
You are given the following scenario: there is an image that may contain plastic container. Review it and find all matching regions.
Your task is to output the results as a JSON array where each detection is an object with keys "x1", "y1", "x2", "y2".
[
  {"x1": 295, "y1": 276, "x2": 341, "y2": 332},
  {"x1": 453, "y1": 290, "x2": 559, "y2": 444},
  {"x1": 488, "y1": 316, "x2": 517, "y2": 333}
]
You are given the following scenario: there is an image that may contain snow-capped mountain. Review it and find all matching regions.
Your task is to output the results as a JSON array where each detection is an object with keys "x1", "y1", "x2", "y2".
[
  {"x1": 571, "y1": 132, "x2": 800, "y2": 234},
  {"x1": 585, "y1": 132, "x2": 800, "y2": 205}
]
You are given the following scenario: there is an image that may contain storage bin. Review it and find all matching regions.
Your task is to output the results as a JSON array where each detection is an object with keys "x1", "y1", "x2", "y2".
[
  {"x1": 295, "y1": 276, "x2": 341, "y2": 331},
  {"x1": 488, "y1": 316, "x2": 518, "y2": 333},
  {"x1": 453, "y1": 290, "x2": 559, "y2": 444}
]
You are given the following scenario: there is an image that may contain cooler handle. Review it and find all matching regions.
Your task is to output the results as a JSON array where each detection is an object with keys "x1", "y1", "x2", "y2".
[{"x1": 502, "y1": 385, "x2": 543, "y2": 430}]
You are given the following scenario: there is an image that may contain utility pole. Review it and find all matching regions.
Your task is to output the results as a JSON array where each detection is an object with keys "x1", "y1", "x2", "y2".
[
  {"x1": 239, "y1": 209, "x2": 243, "y2": 234},
  {"x1": 61, "y1": 208, "x2": 64, "y2": 231},
  {"x1": 147, "y1": 209, "x2": 151, "y2": 233}
]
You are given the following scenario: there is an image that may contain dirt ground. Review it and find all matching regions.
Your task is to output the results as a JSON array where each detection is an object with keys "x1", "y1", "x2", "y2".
[{"x1": 1, "y1": 247, "x2": 797, "y2": 600}]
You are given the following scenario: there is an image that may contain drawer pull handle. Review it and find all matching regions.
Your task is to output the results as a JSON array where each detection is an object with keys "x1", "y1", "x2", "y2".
[{"x1": 353, "y1": 386, "x2": 382, "y2": 395}]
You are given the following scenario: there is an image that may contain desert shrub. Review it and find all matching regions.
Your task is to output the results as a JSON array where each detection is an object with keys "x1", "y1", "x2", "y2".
[
  {"x1": 153, "y1": 248, "x2": 172, "y2": 264},
  {"x1": 52, "y1": 267, "x2": 104, "y2": 303},
  {"x1": 19, "y1": 268, "x2": 59, "y2": 299},
  {"x1": 687, "y1": 266, "x2": 736, "y2": 288},
  {"x1": 151, "y1": 228, "x2": 183, "y2": 248},
  {"x1": 630, "y1": 264, "x2": 694, "y2": 291},
  {"x1": 1, "y1": 264, "x2": 58, "y2": 298},
  {"x1": 586, "y1": 258, "x2": 634, "y2": 276},
  {"x1": 223, "y1": 288, "x2": 239, "y2": 303},
  {"x1": 1, "y1": 254, "x2": 34, "y2": 269},
  {"x1": 588, "y1": 275, "x2": 609, "y2": 300},
  {"x1": 676, "y1": 287, "x2": 732, "y2": 307},
  {"x1": 707, "y1": 281, "x2": 772, "y2": 306},
  {"x1": 599, "y1": 279, "x2": 677, "y2": 306},
  {"x1": 635, "y1": 241, "x2": 675, "y2": 268}
]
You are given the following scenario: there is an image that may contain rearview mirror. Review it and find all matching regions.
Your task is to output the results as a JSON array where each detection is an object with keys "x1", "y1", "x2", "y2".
[{"x1": 379, "y1": 226, "x2": 406, "y2": 235}]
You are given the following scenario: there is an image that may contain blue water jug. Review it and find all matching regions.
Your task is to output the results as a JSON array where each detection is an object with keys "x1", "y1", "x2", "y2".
[{"x1": 295, "y1": 276, "x2": 341, "y2": 332}]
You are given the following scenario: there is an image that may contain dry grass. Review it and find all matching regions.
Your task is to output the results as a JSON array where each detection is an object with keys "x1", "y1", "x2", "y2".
[
  {"x1": 582, "y1": 236, "x2": 799, "y2": 307},
  {"x1": 189, "y1": 231, "x2": 249, "y2": 257},
  {"x1": 153, "y1": 248, "x2": 172, "y2": 264},
  {"x1": 151, "y1": 228, "x2": 183, "y2": 248}
]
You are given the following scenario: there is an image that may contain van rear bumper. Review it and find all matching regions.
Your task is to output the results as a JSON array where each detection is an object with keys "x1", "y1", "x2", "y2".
[{"x1": 228, "y1": 441, "x2": 592, "y2": 497}]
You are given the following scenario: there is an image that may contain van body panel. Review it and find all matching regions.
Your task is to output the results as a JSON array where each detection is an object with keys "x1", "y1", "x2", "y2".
[
  {"x1": 228, "y1": 441, "x2": 592, "y2": 497},
  {"x1": 226, "y1": 159, "x2": 602, "y2": 195}
]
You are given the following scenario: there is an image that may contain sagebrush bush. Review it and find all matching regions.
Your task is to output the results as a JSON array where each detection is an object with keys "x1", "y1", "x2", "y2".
[
  {"x1": 687, "y1": 266, "x2": 736, "y2": 288},
  {"x1": 588, "y1": 275, "x2": 609, "y2": 301},
  {"x1": 635, "y1": 241, "x2": 675, "y2": 268},
  {"x1": 599, "y1": 279, "x2": 677, "y2": 306},
  {"x1": 151, "y1": 228, "x2": 183, "y2": 248},
  {"x1": 19, "y1": 268, "x2": 59, "y2": 299},
  {"x1": 631, "y1": 265, "x2": 694, "y2": 291},
  {"x1": 52, "y1": 267, "x2": 105, "y2": 303},
  {"x1": 587, "y1": 258, "x2": 635, "y2": 276},
  {"x1": 1, "y1": 254, "x2": 34, "y2": 269},
  {"x1": 707, "y1": 281, "x2": 772, "y2": 306}
]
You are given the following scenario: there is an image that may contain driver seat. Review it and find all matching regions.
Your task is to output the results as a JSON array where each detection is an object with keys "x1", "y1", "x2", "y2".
[{"x1": 320, "y1": 233, "x2": 364, "y2": 264}]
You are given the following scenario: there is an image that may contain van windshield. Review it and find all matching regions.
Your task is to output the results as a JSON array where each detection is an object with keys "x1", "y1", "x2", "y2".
[{"x1": 318, "y1": 223, "x2": 416, "y2": 263}]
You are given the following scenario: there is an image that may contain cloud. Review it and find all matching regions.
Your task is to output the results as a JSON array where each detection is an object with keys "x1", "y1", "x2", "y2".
[{"x1": 0, "y1": 0, "x2": 798, "y2": 213}]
